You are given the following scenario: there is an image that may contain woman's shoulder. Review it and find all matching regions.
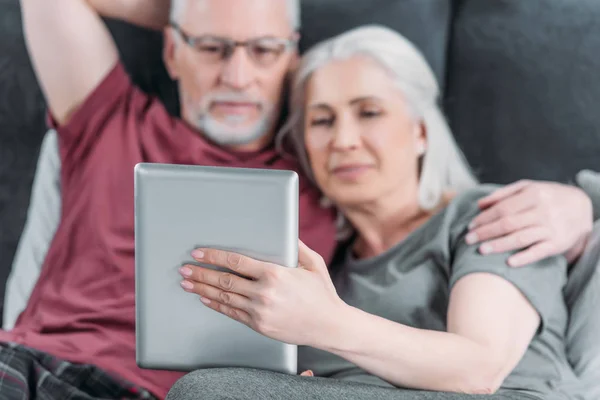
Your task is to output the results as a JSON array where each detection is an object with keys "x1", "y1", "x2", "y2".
[
  {"x1": 444, "y1": 184, "x2": 502, "y2": 219},
  {"x1": 435, "y1": 184, "x2": 503, "y2": 239}
]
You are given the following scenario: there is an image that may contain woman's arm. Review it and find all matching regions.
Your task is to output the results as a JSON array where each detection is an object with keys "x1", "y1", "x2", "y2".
[
  {"x1": 179, "y1": 242, "x2": 547, "y2": 395},
  {"x1": 316, "y1": 273, "x2": 539, "y2": 394}
]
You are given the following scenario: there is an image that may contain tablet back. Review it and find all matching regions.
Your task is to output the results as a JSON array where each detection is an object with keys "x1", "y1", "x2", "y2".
[{"x1": 134, "y1": 163, "x2": 298, "y2": 374}]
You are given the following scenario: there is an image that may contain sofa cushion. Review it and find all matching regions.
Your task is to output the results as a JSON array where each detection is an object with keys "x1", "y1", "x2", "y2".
[
  {"x1": 0, "y1": 0, "x2": 48, "y2": 314},
  {"x1": 3, "y1": 131, "x2": 60, "y2": 330},
  {"x1": 446, "y1": 0, "x2": 600, "y2": 184},
  {"x1": 300, "y1": 0, "x2": 452, "y2": 87}
]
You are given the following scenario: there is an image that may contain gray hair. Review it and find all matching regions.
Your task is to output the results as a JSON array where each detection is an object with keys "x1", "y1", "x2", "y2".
[
  {"x1": 170, "y1": 0, "x2": 301, "y2": 31},
  {"x1": 277, "y1": 25, "x2": 478, "y2": 211}
]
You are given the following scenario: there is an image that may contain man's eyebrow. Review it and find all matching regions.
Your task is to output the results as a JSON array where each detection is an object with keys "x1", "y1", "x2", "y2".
[{"x1": 307, "y1": 103, "x2": 331, "y2": 110}]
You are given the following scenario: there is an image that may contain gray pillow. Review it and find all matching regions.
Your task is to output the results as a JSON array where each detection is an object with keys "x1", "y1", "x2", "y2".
[
  {"x1": 565, "y1": 221, "x2": 600, "y2": 399},
  {"x1": 577, "y1": 170, "x2": 600, "y2": 221},
  {"x1": 3, "y1": 130, "x2": 61, "y2": 330}
]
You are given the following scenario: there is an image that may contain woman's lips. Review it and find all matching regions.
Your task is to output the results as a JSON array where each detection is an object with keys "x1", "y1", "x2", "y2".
[{"x1": 331, "y1": 164, "x2": 374, "y2": 180}]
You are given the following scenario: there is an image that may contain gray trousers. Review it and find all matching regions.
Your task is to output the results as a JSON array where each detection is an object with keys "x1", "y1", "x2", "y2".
[{"x1": 165, "y1": 368, "x2": 540, "y2": 400}]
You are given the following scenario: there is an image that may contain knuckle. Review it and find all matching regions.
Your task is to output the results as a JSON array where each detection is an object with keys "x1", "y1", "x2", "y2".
[
  {"x1": 227, "y1": 253, "x2": 243, "y2": 271},
  {"x1": 533, "y1": 187, "x2": 546, "y2": 202},
  {"x1": 253, "y1": 313, "x2": 272, "y2": 335},
  {"x1": 253, "y1": 312, "x2": 266, "y2": 332},
  {"x1": 257, "y1": 290, "x2": 275, "y2": 307},
  {"x1": 192, "y1": 268, "x2": 204, "y2": 282},
  {"x1": 220, "y1": 291, "x2": 231, "y2": 305},
  {"x1": 219, "y1": 273, "x2": 234, "y2": 290},
  {"x1": 500, "y1": 218, "x2": 513, "y2": 232},
  {"x1": 264, "y1": 267, "x2": 281, "y2": 283},
  {"x1": 502, "y1": 217, "x2": 518, "y2": 232},
  {"x1": 207, "y1": 250, "x2": 219, "y2": 264},
  {"x1": 515, "y1": 233, "x2": 528, "y2": 247},
  {"x1": 495, "y1": 206, "x2": 508, "y2": 218}
]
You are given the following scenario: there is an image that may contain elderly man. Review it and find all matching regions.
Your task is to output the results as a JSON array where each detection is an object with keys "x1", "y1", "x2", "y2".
[{"x1": 5, "y1": 0, "x2": 596, "y2": 399}]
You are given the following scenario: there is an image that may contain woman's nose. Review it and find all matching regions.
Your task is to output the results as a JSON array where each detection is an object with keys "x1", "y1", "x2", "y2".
[{"x1": 331, "y1": 116, "x2": 362, "y2": 151}]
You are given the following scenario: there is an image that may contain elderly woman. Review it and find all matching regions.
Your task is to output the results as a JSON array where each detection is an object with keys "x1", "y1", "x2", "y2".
[{"x1": 168, "y1": 26, "x2": 589, "y2": 400}]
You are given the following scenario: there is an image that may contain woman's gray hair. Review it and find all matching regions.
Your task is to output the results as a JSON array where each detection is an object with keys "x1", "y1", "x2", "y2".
[{"x1": 277, "y1": 25, "x2": 478, "y2": 211}]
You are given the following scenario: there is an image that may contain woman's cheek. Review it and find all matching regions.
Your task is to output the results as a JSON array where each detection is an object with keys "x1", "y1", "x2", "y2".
[
  {"x1": 306, "y1": 131, "x2": 331, "y2": 150},
  {"x1": 362, "y1": 127, "x2": 392, "y2": 150}
]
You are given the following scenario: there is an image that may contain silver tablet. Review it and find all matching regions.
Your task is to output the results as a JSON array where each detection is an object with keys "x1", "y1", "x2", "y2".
[{"x1": 134, "y1": 163, "x2": 298, "y2": 374}]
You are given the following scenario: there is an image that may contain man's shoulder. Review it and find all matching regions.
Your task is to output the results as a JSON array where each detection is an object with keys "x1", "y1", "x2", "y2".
[{"x1": 50, "y1": 61, "x2": 179, "y2": 159}]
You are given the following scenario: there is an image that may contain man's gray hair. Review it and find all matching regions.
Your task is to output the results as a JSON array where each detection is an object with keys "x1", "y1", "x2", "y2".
[
  {"x1": 170, "y1": 0, "x2": 301, "y2": 30},
  {"x1": 278, "y1": 25, "x2": 478, "y2": 211}
]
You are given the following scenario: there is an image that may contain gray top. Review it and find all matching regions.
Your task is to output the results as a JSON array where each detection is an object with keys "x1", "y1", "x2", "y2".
[{"x1": 299, "y1": 186, "x2": 585, "y2": 399}]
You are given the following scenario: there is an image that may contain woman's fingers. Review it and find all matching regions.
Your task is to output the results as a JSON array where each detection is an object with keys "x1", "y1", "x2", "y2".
[
  {"x1": 180, "y1": 279, "x2": 253, "y2": 312},
  {"x1": 180, "y1": 265, "x2": 256, "y2": 297}
]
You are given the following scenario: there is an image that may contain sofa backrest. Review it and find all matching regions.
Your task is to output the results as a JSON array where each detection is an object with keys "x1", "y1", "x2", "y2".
[
  {"x1": 446, "y1": 0, "x2": 600, "y2": 184},
  {"x1": 0, "y1": 0, "x2": 599, "y2": 310}
]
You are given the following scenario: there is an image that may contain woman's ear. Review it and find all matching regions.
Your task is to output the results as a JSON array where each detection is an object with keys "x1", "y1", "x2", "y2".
[{"x1": 415, "y1": 121, "x2": 427, "y2": 156}]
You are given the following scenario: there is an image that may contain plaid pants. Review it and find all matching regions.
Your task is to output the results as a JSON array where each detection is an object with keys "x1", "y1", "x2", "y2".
[{"x1": 0, "y1": 342, "x2": 157, "y2": 400}]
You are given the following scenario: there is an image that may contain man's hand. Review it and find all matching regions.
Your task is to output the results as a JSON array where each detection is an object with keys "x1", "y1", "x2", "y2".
[
  {"x1": 178, "y1": 240, "x2": 344, "y2": 347},
  {"x1": 21, "y1": 0, "x2": 171, "y2": 125},
  {"x1": 466, "y1": 180, "x2": 593, "y2": 267}
]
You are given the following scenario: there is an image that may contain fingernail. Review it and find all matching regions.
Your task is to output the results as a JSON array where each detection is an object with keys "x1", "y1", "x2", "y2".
[
  {"x1": 479, "y1": 244, "x2": 493, "y2": 255},
  {"x1": 192, "y1": 249, "x2": 204, "y2": 259},
  {"x1": 468, "y1": 221, "x2": 477, "y2": 230},
  {"x1": 200, "y1": 296, "x2": 211, "y2": 305},
  {"x1": 180, "y1": 281, "x2": 193, "y2": 290},
  {"x1": 465, "y1": 232, "x2": 478, "y2": 244},
  {"x1": 508, "y1": 257, "x2": 519, "y2": 267},
  {"x1": 179, "y1": 267, "x2": 192, "y2": 277}
]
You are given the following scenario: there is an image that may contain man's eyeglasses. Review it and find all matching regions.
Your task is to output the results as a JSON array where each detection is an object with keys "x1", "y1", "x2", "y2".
[{"x1": 171, "y1": 23, "x2": 297, "y2": 67}]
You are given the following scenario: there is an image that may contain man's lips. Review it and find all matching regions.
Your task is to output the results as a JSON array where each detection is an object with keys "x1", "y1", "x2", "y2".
[{"x1": 212, "y1": 102, "x2": 259, "y2": 115}]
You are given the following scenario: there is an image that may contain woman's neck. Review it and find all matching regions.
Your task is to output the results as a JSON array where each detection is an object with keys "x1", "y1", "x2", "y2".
[{"x1": 340, "y1": 189, "x2": 449, "y2": 259}]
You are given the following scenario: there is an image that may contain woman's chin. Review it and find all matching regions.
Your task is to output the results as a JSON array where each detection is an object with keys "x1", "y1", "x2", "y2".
[{"x1": 326, "y1": 185, "x2": 381, "y2": 207}]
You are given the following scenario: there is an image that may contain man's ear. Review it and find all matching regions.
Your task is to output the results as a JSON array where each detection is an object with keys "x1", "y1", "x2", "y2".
[
  {"x1": 288, "y1": 32, "x2": 302, "y2": 73},
  {"x1": 163, "y1": 27, "x2": 180, "y2": 80},
  {"x1": 289, "y1": 51, "x2": 300, "y2": 73}
]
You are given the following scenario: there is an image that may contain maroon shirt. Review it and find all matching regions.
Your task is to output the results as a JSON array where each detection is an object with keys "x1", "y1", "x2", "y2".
[{"x1": 0, "y1": 63, "x2": 337, "y2": 399}]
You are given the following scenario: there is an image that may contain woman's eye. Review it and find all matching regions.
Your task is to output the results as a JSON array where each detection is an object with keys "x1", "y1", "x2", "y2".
[{"x1": 361, "y1": 110, "x2": 381, "y2": 118}]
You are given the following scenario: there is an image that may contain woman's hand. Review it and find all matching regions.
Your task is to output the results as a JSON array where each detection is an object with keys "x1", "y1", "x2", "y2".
[{"x1": 178, "y1": 240, "x2": 344, "y2": 347}]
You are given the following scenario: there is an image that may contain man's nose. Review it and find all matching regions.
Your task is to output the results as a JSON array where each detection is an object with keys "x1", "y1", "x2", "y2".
[{"x1": 219, "y1": 48, "x2": 256, "y2": 90}]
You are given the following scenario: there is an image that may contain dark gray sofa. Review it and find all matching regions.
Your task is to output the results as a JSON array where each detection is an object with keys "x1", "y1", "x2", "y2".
[{"x1": 1, "y1": 0, "x2": 599, "y2": 318}]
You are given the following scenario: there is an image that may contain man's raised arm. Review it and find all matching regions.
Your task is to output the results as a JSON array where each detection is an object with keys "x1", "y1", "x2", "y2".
[{"x1": 20, "y1": 0, "x2": 170, "y2": 125}]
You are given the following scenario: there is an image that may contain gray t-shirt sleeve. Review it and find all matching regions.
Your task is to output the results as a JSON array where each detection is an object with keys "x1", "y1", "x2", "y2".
[{"x1": 447, "y1": 190, "x2": 568, "y2": 333}]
